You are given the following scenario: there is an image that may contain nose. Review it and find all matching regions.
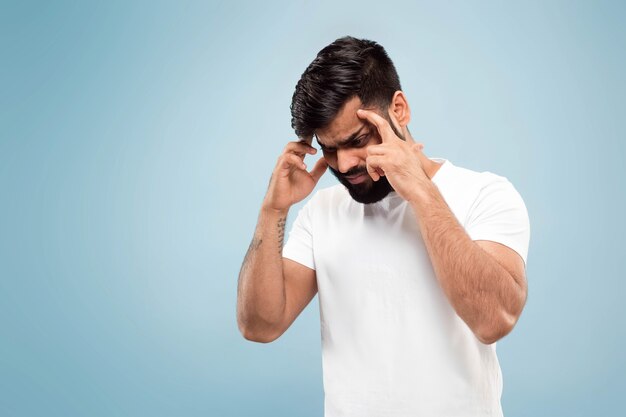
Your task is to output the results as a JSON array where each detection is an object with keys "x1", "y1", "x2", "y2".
[{"x1": 336, "y1": 148, "x2": 361, "y2": 174}]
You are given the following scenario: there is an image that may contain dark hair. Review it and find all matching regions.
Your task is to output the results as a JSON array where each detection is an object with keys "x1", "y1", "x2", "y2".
[{"x1": 290, "y1": 36, "x2": 402, "y2": 140}]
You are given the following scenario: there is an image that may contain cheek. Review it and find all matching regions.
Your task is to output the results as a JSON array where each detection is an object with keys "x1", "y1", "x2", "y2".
[
  {"x1": 322, "y1": 152, "x2": 338, "y2": 168},
  {"x1": 357, "y1": 149, "x2": 369, "y2": 162}
]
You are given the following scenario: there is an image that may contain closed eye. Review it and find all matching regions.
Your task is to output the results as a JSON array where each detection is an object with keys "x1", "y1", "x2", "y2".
[{"x1": 351, "y1": 134, "x2": 370, "y2": 147}]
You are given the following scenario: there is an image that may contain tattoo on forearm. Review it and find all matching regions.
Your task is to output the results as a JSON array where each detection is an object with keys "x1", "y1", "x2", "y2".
[
  {"x1": 277, "y1": 217, "x2": 286, "y2": 253},
  {"x1": 241, "y1": 216, "x2": 287, "y2": 271}
]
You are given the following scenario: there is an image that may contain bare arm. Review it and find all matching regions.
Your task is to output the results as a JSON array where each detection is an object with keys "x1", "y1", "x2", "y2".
[
  {"x1": 236, "y1": 140, "x2": 327, "y2": 343},
  {"x1": 409, "y1": 181, "x2": 527, "y2": 344},
  {"x1": 236, "y1": 207, "x2": 288, "y2": 342},
  {"x1": 357, "y1": 108, "x2": 527, "y2": 345}
]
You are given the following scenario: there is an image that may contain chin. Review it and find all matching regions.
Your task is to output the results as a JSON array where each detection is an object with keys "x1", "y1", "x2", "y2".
[
  {"x1": 328, "y1": 165, "x2": 394, "y2": 204},
  {"x1": 345, "y1": 178, "x2": 393, "y2": 204}
]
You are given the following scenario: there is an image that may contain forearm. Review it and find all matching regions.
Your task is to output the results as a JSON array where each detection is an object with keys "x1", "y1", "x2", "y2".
[
  {"x1": 237, "y1": 206, "x2": 288, "y2": 337},
  {"x1": 410, "y1": 181, "x2": 525, "y2": 343}
]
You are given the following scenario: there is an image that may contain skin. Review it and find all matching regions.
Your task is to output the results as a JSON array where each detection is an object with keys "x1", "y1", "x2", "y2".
[{"x1": 237, "y1": 92, "x2": 527, "y2": 345}]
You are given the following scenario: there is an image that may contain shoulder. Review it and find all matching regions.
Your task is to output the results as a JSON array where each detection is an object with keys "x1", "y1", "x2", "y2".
[
  {"x1": 431, "y1": 158, "x2": 527, "y2": 221},
  {"x1": 434, "y1": 158, "x2": 508, "y2": 189}
]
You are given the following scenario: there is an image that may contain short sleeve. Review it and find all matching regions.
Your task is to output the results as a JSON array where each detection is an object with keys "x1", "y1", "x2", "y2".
[
  {"x1": 282, "y1": 197, "x2": 316, "y2": 270},
  {"x1": 465, "y1": 177, "x2": 531, "y2": 265}
]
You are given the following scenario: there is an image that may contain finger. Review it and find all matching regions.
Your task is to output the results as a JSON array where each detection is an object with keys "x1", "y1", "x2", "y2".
[
  {"x1": 356, "y1": 109, "x2": 396, "y2": 143},
  {"x1": 309, "y1": 157, "x2": 328, "y2": 183},
  {"x1": 366, "y1": 143, "x2": 389, "y2": 156},
  {"x1": 285, "y1": 141, "x2": 317, "y2": 157},
  {"x1": 366, "y1": 163, "x2": 379, "y2": 182},
  {"x1": 366, "y1": 155, "x2": 385, "y2": 181},
  {"x1": 279, "y1": 153, "x2": 307, "y2": 172}
]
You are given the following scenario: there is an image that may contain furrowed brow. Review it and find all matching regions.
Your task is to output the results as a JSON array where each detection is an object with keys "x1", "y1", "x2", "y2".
[{"x1": 316, "y1": 125, "x2": 367, "y2": 150}]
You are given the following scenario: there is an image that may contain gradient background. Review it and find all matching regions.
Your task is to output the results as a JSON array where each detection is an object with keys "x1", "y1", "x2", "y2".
[{"x1": 1, "y1": 1, "x2": 624, "y2": 416}]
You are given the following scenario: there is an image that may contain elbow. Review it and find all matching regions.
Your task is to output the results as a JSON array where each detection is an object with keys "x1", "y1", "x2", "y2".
[
  {"x1": 240, "y1": 326, "x2": 280, "y2": 344},
  {"x1": 476, "y1": 288, "x2": 527, "y2": 345},
  {"x1": 475, "y1": 327, "x2": 508, "y2": 345},
  {"x1": 237, "y1": 315, "x2": 282, "y2": 344},
  {"x1": 474, "y1": 311, "x2": 519, "y2": 345}
]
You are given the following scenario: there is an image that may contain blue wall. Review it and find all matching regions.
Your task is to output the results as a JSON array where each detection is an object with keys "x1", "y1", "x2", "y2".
[{"x1": 1, "y1": 1, "x2": 624, "y2": 415}]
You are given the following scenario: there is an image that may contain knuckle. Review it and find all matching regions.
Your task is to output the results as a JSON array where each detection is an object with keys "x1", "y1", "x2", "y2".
[{"x1": 285, "y1": 141, "x2": 308, "y2": 154}]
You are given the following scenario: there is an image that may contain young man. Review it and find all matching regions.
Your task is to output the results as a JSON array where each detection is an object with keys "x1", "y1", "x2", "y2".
[{"x1": 237, "y1": 36, "x2": 530, "y2": 417}]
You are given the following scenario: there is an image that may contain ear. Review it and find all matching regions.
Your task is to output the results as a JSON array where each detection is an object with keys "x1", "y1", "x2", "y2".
[{"x1": 389, "y1": 91, "x2": 411, "y2": 127}]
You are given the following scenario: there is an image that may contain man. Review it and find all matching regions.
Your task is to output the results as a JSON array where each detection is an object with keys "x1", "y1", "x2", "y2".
[{"x1": 237, "y1": 36, "x2": 530, "y2": 417}]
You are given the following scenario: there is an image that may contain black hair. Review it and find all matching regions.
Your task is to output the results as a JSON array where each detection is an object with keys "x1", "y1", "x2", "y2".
[{"x1": 290, "y1": 36, "x2": 402, "y2": 140}]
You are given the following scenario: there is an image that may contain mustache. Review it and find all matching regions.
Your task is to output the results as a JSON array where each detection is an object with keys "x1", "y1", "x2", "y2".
[{"x1": 330, "y1": 165, "x2": 368, "y2": 179}]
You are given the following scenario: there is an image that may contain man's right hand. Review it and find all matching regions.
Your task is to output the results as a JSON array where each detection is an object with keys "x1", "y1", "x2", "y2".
[{"x1": 262, "y1": 139, "x2": 328, "y2": 212}]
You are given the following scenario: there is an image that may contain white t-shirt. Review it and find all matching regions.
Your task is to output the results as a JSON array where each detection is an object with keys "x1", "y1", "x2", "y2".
[{"x1": 282, "y1": 158, "x2": 530, "y2": 417}]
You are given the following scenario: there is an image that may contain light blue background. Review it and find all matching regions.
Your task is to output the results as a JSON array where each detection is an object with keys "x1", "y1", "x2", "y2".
[{"x1": 1, "y1": 1, "x2": 624, "y2": 416}]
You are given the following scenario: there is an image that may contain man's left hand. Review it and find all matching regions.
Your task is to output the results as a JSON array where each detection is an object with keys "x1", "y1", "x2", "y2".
[{"x1": 356, "y1": 108, "x2": 429, "y2": 203}]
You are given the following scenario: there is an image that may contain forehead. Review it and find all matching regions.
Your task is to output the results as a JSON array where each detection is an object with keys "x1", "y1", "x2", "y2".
[{"x1": 316, "y1": 96, "x2": 369, "y2": 145}]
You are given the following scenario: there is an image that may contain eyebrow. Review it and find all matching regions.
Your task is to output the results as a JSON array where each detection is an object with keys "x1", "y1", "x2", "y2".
[{"x1": 316, "y1": 125, "x2": 368, "y2": 150}]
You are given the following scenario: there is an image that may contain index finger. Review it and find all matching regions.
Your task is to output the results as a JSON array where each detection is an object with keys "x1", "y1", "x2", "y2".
[{"x1": 356, "y1": 109, "x2": 396, "y2": 143}]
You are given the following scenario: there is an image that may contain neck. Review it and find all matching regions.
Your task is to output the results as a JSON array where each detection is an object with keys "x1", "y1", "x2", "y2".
[{"x1": 404, "y1": 130, "x2": 442, "y2": 180}]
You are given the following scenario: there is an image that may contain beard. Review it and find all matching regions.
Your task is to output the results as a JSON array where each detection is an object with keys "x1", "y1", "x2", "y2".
[
  {"x1": 325, "y1": 110, "x2": 408, "y2": 204},
  {"x1": 328, "y1": 164, "x2": 394, "y2": 204}
]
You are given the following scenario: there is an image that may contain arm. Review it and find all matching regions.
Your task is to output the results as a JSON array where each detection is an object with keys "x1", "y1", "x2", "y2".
[
  {"x1": 237, "y1": 208, "x2": 319, "y2": 343},
  {"x1": 357, "y1": 108, "x2": 528, "y2": 344},
  {"x1": 237, "y1": 207, "x2": 288, "y2": 342},
  {"x1": 236, "y1": 140, "x2": 327, "y2": 343},
  {"x1": 409, "y1": 181, "x2": 527, "y2": 344}
]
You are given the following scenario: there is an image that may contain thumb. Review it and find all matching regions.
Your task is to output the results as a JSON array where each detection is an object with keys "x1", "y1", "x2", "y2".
[{"x1": 309, "y1": 157, "x2": 328, "y2": 183}]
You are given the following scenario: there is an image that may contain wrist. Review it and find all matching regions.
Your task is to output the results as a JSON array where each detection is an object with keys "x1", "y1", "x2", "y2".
[
  {"x1": 260, "y1": 202, "x2": 289, "y2": 218},
  {"x1": 407, "y1": 179, "x2": 439, "y2": 209}
]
